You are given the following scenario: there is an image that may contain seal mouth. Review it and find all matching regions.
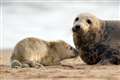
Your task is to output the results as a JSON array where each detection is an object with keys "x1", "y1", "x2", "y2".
[
  {"x1": 70, "y1": 47, "x2": 79, "y2": 57},
  {"x1": 72, "y1": 29, "x2": 84, "y2": 36}
]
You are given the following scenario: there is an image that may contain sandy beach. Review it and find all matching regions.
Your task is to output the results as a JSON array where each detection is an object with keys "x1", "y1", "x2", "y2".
[{"x1": 0, "y1": 49, "x2": 120, "y2": 80}]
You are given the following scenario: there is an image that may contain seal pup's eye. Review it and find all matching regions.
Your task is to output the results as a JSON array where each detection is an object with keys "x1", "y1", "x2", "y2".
[
  {"x1": 68, "y1": 46, "x2": 73, "y2": 50},
  {"x1": 75, "y1": 17, "x2": 79, "y2": 22},
  {"x1": 86, "y1": 19, "x2": 92, "y2": 24}
]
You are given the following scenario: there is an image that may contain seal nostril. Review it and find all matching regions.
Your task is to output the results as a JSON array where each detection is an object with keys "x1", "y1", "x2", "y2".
[
  {"x1": 75, "y1": 25, "x2": 80, "y2": 29},
  {"x1": 72, "y1": 27, "x2": 76, "y2": 32},
  {"x1": 72, "y1": 25, "x2": 81, "y2": 32}
]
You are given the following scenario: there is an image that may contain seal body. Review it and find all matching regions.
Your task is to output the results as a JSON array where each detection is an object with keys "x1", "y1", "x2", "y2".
[
  {"x1": 72, "y1": 13, "x2": 120, "y2": 65},
  {"x1": 11, "y1": 37, "x2": 78, "y2": 68}
]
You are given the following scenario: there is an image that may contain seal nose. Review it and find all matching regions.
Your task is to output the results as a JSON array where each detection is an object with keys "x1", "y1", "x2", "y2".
[
  {"x1": 74, "y1": 49, "x2": 79, "y2": 56},
  {"x1": 72, "y1": 25, "x2": 81, "y2": 32}
]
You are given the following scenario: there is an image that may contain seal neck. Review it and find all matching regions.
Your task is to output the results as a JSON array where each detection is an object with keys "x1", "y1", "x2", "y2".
[{"x1": 81, "y1": 43, "x2": 109, "y2": 53}]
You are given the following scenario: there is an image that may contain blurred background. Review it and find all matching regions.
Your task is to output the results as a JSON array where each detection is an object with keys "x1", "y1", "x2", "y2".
[{"x1": 0, "y1": 0, "x2": 120, "y2": 49}]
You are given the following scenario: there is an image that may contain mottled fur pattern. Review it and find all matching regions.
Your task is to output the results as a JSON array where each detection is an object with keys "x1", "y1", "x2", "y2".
[
  {"x1": 11, "y1": 37, "x2": 78, "y2": 68},
  {"x1": 72, "y1": 13, "x2": 120, "y2": 65}
]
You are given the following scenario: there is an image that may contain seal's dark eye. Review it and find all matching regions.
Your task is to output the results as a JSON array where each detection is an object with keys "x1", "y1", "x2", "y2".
[
  {"x1": 86, "y1": 19, "x2": 92, "y2": 24},
  {"x1": 69, "y1": 46, "x2": 73, "y2": 50},
  {"x1": 75, "y1": 17, "x2": 79, "y2": 22},
  {"x1": 67, "y1": 46, "x2": 73, "y2": 50}
]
